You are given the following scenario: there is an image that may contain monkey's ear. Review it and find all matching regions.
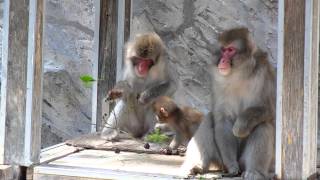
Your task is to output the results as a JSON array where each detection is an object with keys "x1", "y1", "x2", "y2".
[{"x1": 159, "y1": 107, "x2": 169, "y2": 118}]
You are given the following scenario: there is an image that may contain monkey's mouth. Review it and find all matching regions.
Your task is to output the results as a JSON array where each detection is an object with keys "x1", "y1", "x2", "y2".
[
  {"x1": 132, "y1": 57, "x2": 154, "y2": 77},
  {"x1": 217, "y1": 47, "x2": 235, "y2": 76},
  {"x1": 218, "y1": 57, "x2": 231, "y2": 75}
]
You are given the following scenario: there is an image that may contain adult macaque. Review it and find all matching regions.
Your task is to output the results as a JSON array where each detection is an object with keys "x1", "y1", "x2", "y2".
[
  {"x1": 101, "y1": 33, "x2": 176, "y2": 140},
  {"x1": 181, "y1": 27, "x2": 276, "y2": 179},
  {"x1": 152, "y1": 96, "x2": 203, "y2": 150}
]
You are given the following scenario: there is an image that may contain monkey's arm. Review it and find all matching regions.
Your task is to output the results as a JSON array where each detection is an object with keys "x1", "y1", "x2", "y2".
[
  {"x1": 107, "y1": 80, "x2": 132, "y2": 101},
  {"x1": 138, "y1": 80, "x2": 172, "y2": 104},
  {"x1": 232, "y1": 106, "x2": 269, "y2": 138}
]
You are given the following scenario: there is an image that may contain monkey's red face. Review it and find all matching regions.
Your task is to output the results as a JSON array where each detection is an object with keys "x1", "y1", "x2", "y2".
[
  {"x1": 218, "y1": 45, "x2": 237, "y2": 76},
  {"x1": 131, "y1": 56, "x2": 155, "y2": 77}
]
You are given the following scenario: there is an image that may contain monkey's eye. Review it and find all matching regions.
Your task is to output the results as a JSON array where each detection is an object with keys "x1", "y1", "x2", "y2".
[{"x1": 221, "y1": 47, "x2": 236, "y2": 53}]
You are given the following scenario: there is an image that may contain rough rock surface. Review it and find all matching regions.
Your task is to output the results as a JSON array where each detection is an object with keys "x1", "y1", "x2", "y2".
[
  {"x1": 41, "y1": 0, "x2": 94, "y2": 147},
  {"x1": 1, "y1": 0, "x2": 319, "y2": 150},
  {"x1": 131, "y1": 0, "x2": 278, "y2": 113}
]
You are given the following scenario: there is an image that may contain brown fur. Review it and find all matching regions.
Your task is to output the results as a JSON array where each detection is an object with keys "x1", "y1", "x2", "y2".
[{"x1": 153, "y1": 96, "x2": 203, "y2": 148}]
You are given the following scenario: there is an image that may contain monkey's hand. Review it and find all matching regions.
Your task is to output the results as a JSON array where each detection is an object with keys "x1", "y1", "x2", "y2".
[
  {"x1": 100, "y1": 127, "x2": 120, "y2": 141},
  {"x1": 106, "y1": 80, "x2": 131, "y2": 101},
  {"x1": 232, "y1": 107, "x2": 266, "y2": 138},
  {"x1": 107, "y1": 89, "x2": 123, "y2": 101},
  {"x1": 232, "y1": 116, "x2": 251, "y2": 138},
  {"x1": 138, "y1": 81, "x2": 171, "y2": 104}
]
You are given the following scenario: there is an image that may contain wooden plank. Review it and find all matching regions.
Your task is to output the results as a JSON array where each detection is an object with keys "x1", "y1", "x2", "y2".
[
  {"x1": 124, "y1": 0, "x2": 131, "y2": 43},
  {"x1": 26, "y1": 0, "x2": 44, "y2": 165},
  {"x1": 116, "y1": 0, "x2": 125, "y2": 81},
  {"x1": 0, "y1": 165, "x2": 14, "y2": 180},
  {"x1": 39, "y1": 143, "x2": 83, "y2": 164},
  {"x1": 116, "y1": 0, "x2": 131, "y2": 81},
  {"x1": 0, "y1": 165, "x2": 24, "y2": 180},
  {"x1": 65, "y1": 133, "x2": 186, "y2": 155},
  {"x1": 310, "y1": 0, "x2": 319, "y2": 171},
  {"x1": 0, "y1": 0, "x2": 43, "y2": 165},
  {"x1": 276, "y1": 0, "x2": 319, "y2": 179},
  {"x1": 91, "y1": 0, "x2": 131, "y2": 132},
  {"x1": 33, "y1": 150, "x2": 225, "y2": 180},
  {"x1": 33, "y1": 164, "x2": 181, "y2": 180},
  {"x1": 91, "y1": 0, "x2": 119, "y2": 132}
]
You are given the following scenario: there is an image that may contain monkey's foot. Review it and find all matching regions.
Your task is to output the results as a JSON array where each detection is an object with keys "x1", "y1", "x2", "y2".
[
  {"x1": 179, "y1": 163, "x2": 207, "y2": 177},
  {"x1": 100, "y1": 128, "x2": 119, "y2": 141},
  {"x1": 189, "y1": 165, "x2": 205, "y2": 175},
  {"x1": 160, "y1": 147, "x2": 179, "y2": 155},
  {"x1": 232, "y1": 120, "x2": 250, "y2": 138},
  {"x1": 223, "y1": 164, "x2": 241, "y2": 177},
  {"x1": 242, "y1": 170, "x2": 267, "y2": 180}
]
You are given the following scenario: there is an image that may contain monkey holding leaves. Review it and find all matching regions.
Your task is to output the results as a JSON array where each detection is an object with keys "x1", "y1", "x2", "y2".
[
  {"x1": 181, "y1": 27, "x2": 276, "y2": 180},
  {"x1": 101, "y1": 33, "x2": 176, "y2": 140},
  {"x1": 152, "y1": 96, "x2": 203, "y2": 150}
]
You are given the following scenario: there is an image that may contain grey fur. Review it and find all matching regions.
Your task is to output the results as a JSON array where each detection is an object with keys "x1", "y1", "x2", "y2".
[
  {"x1": 181, "y1": 28, "x2": 275, "y2": 180},
  {"x1": 100, "y1": 33, "x2": 176, "y2": 140}
]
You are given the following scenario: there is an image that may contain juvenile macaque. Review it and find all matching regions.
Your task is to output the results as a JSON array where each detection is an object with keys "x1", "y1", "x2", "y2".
[
  {"x1": 181, "y1": 27, "x2": 276, "y2": 180},
  {"x1": 101, "y1": 33, "x2": 176, "y2": 140},
  {"x1": 152, "y1": 96, "x2": 203, "y2": 150}
]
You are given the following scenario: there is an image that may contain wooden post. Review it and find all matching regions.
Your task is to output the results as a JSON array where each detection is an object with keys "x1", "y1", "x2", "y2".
[
  {"x1": 91, "y1": 0, "x2": 131, "y2": 132},
  {"x1": 276, "y1": 0, "x2": 319, "y2": 179},
  {"x1": 0, "y1": 0, "x2": 43, "y2": 166}
]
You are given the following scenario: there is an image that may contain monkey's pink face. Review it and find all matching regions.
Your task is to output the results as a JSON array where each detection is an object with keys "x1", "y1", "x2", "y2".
[
  {"x1": 131, "y1": 56, "x2": 155, "y2": 78},
  {"x1": 218, "y1": 45, "x2": 237, "y2": 76}
]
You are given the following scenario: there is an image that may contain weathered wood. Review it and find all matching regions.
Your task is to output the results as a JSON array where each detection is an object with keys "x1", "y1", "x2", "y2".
[
  {"x1": 92, "y1": 0, "x2": 119, "y2": 132},
  {"x1": 0, "y1": 165, "x2": 14, "y2": 180},
  {"x1": 0, "y1": 0, "x2": 43, "y2": 165},
  {"x1": 27, "y1": 0, "x2": 44, "y2": 165},
  {"x1": 33, "y1": 150, "x2": 226, "y2": 180},
  {"x1": 65, "y1": 133, "x2": 186, "y2": 155},
  {"x1": 92, "y1": 0, "x2": 132, "y2": 132},
  {"x1": 276, "y1": 0, "x2": 319, "y2": 179},
  {"x1": 124, "y1": 0, "x2": 131, "y2": 42},
  {"x1": 39, "y1": 143, "x2": 83, "y2": 164},
  {"x1": 0, "y1": 165, "x2": 23, "y2": 180},
  {"x1": 310, "y1": 0, "x2": 319, "y2": 172}
]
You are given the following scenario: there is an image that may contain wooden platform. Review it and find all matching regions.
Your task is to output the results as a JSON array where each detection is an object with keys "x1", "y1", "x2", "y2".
[{"x1": 31, "y1": 133, "x2": 243, "y2": 180}]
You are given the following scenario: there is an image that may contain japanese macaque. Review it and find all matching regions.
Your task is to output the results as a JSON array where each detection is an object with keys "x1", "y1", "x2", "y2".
[
  {"x1": 101, "y1": 33, "x2": 176, "y2": 140},
  {"x1": 152, "y1": 96, "x2": 203, "y2": 150},
  {"x1": 181, "y1": 27, "x2": 276, "y2": 179}
]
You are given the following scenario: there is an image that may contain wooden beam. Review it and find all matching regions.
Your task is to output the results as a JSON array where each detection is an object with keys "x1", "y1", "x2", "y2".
[
  {"x1": 124, "y1": 0, "x2": 132, "y2": 43},
  {"x1": 0, "y1": 0, "x2": 43, "y2": 166},
  {"x1": 276, "y1": 0, "x2": 319, "y2": 179},
  {"x1": 91, "y1": 0, "x2": 131, "y2": 132}
]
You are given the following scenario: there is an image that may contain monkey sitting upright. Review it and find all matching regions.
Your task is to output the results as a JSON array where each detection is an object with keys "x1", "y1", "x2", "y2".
[
  {"x1": 181, "y1": 27, "x2": 276, "y2": 179},
  {"x1": 101, "y1": 33, "x2": 176, "y2": 140},
  {"x1": 152, "y1": 96, "x2": 203, "y2": 150}
]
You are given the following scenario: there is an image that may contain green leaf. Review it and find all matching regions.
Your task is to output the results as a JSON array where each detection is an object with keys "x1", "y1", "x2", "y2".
[
  {"x1": 80, "y1": 75, "x2": 96, "y2": 88},
  {"x1": 146, "y1": 128, "x2": 170, "y2": 144},
  {"x1": 80, "y1": 75, "x2": 96, "y2": 83}
]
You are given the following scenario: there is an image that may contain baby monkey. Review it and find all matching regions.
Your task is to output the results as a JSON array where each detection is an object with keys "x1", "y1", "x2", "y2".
[{"x1": 152, "y1": 96, "x2": 203, "y2": 150}]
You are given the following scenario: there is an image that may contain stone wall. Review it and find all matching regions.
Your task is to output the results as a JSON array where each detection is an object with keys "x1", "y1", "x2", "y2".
[
  {"x1": 0, "y1": 0, "x2": 294, "y2": 148},
  {"x1": 131, "y1": 0, "x2": 278, "y2": 112},
  {"x1": 41, "y1": 0, "x2": 95, "y2": 147}
]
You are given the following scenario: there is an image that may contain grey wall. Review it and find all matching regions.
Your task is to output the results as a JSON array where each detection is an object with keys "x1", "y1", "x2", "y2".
[
  {"x1": 0, "y1": 0, "x2": 280, "y2": 148},
  {"x1": 131, "y1": 0, "x2": 278, "y2": 112},
  {"x1": 41, "y1": 0, "x2": 95, "y2": 147}
]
